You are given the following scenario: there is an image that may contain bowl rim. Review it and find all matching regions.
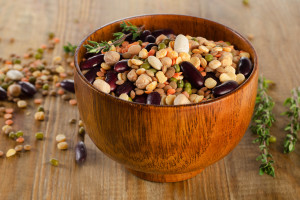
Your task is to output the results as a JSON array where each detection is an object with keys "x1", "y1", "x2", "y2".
[{"x1": 74, "y1": 14, "x2": 258, "y2": 108}]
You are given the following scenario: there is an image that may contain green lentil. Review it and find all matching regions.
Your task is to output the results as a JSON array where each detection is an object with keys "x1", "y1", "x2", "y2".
[
  {"x1": 37, "y1": 65, "x2": 45, "y2": 71},
  {"x1": 173, "y1": 64, "x2": 180, "y2": 73},
  {"x1": 48, "y1": 32, "x2": 55, "y2": 39},
  {"x1": 1, "y1": 83, "x2": 9, "y2": 90},
  {"x1": 15, "y1": 131, "x2": 24, "y2": 138},
  {"x1": 158, "y1": 43, "x2": 166, "y2": 51},
  {"x1": 78, "y1": 127, "x2": 85, "y2": 135},
  {"x1": 140, "y1": 63, "x2": 151, "y2": 70},
  {"x1": 35, "y1": 132, "x2": 44, "y2": 140},
  {"x1": 13, "y1": 59, "x2": 21, "y2": 64},
  {"x1": 137, "y1": 40, "x2": 143, "y2": 45},
  {"x1": 9, "y1": 132, "x2": 16, "y2": 139},
  {"x1": 184, "y1": 82, "x2": 192, "y2": 89},
  {"x1": 177, "y1": 80, "x2": 184, "y2": 88},
  {"x1": 205, "y1": 54, "x2": 213, "y2": 62},
  {"x1": 269, "y1": 135, "x2": 276, "y2": 143},
  {"x1": 42, "y1": 84, "x2": 49, "y2": 90},
  {"x1": 35, "y1": 53, "x2": 42, "y2": 60},
  {"x1": 50, "y1": 158, "x2": 59, "y2": 166},
  {"x1": 128, "y1": 97, "x2": 133, "y2": 102},
  {"x1": 184, "y1": 87, "x2": 192, "y2": 94},
  {"x1": 162, "y1": 39, "x2": 170, "y2": 45},
  {"x1": 37, "y1": 48, "x2": 44, "y2": 54},
  {"x1": 37, "y1": 106, "x2": 44, "y2": 112},
  {"x1": 243, "y1": 0, "x2": 249, "y2": 5},
  {"x1": 149, "y1": 68, "x2": 157, "y2": 73},
  {"x1": 29, "y1": 76, "x2": 36, "y2": 84},
  {"x1": 225, "y1": 41, "x2": 231, "y2": 46},
  {"x1": 169, "y1": 77, "x2": 178, "y2": 83}
]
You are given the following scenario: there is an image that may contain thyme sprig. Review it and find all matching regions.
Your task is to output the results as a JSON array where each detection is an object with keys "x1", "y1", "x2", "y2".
[
  {"x1": 63, "y1": 42, "x2": 77, "y2": 55},
  {"x1": 84, "y1": 21, "x2": 144, "y2": 54},
  {"x1": 282, "y1": 87, "x2": 300, "y2": 153},
  {"x1": 251, "y1": 76, "x2": 275, "y2": 177}
]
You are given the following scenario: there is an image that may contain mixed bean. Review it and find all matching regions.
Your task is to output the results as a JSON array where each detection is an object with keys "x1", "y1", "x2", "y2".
[{"x1": 81, "y1": 25, "x2": 253, "y2": 105}]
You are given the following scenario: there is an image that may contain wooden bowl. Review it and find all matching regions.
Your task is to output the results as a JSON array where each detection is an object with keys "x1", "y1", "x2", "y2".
[{"x1": 74, "y1": 14, "x2": 258, "y2": 182}]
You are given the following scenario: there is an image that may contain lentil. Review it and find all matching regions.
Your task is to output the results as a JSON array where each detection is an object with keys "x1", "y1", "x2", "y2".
[
  {"x1": 0, "y1": 151, "x2": 3, "y2": 157},
  {"x1": 50, "y1": 158, "x2": 59, "y2": 166},
  {"x1": 35, "y1": 132, "x2": 44, "y2": 140},
  {"x1": 24, "y1": 144, "x2": 32, "y2": 151},
  {"x1": 15, "y1": 145, "x2": 23, "y2": 152}
]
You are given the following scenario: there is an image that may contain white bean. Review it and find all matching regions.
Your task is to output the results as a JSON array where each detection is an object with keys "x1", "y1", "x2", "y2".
[{"x1": 174, "y1": 34, "x2": 189, "y2": 53}]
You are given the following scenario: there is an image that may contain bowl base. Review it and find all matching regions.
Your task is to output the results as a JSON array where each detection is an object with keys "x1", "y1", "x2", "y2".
[{"x1": 127, "y1": 168, "x2": 204, "y2": 183}]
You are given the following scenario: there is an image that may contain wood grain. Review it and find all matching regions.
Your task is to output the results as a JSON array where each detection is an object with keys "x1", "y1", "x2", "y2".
[{"x1": 0, "y1": 0, "x2": 299, "y2": 199}]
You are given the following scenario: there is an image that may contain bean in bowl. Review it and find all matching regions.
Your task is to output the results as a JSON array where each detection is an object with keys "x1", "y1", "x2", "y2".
[{"x1": 80, "y1": 21, "x2": 253, "y2": 105}]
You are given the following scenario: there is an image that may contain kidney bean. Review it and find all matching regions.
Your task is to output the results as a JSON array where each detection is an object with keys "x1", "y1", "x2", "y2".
[
  {"x1": 152, "y1": 29, "x2": 174, "y2": 38},
  {"x1": 105, "y1": 71, "x2": 118, "y2": 91},
  {"x1": 80, "y1": 54, "x2": 104, "y2": 70},
  {"x1": 114, "y1": 60, "x2": 129, "y2": 73},
  {"x1": 84, "y1": 67, "x2": 100, "y2": 84},
  {"x1": 238, "y1": 57, "x2": 253, "y2": 77},
  {"x1": 134, "y1": 94, "x2": 147, "y2": 104},
  {"x1": 212, "y1": 80, "x2": 239, "y2": 97},
  {"x1": 141, "y1": 30, "x2": 151, "y2": 41},
  {"x1": 145, "y1": 35, "x2": 156, "y2": 43},
  {"x1": 180, "y1": 61, "x2": 204, "y2": 89},
  {"x1": 115, "y1": 81, "x2": 134, "y2": 96},
  {"x1": 75, "y1": 141, "x2": 87, "y2": 164},
  {"x1": 60, "y1": 79, "x2": 75, "y2": 93},
  {"x1": 145, "y1": 43, "x2": 158, "y2": 52},
  {"x1": 0, "y1": 86, "x2": 7, "y2": 100},
  {"x1": 146, "y1": 92, "x2": 161, "y2": 105},
  {"x1": 18, "y1": 81, "x2": 37, "y2": 96}
]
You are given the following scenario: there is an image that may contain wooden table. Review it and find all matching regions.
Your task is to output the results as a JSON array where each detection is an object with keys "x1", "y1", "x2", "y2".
[{"x1": 0, "y1": 0, "x2": 299, "y2": 199}]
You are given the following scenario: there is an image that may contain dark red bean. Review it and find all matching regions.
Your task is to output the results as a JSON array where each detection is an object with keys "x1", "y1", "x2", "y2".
[
  {"x1": 212, "y1": 81, "x2": 239, "y2": 97},
  {"x1": 145, "y1": 35, "x2": 156, "y2": 43},
  {"x1": 145, "y1": 43, "x2": 158, "y2": 52},
  {"x1": 146, "y1": 92, "x2": 161, "y2": 105},
  {"x1": 105, "y1": 71, "x2": 118, "y2": 91},
  {"x1": 114, "y1": 60, "x2": 129, "y2": 73},
  {"x1": 152, "y1": 29, "x2": 174, "y2": 38},
  {"x1": 60, "y1": 79, "x2": 75, "y2": 93},
  {"x1": 134, "y1": 94, "x2": 147, "y2": 104},
  {"x1": 115, "y1": 81, "x2": 134, "y2": 96},
  {"x1": 75, "y1": 141, "x2": 87, "y2": 164},
  {"x1": 141, "y1": 30, "x2": 151, "y2": 41},
  {"x1": 180, "y1": 61, "x2": 204, "y2": 89},
  {"x1": 18, "y1": 81, "x2": 36, "y2": 96},
  {"x1": 84, "y1": 67, "x2": 100, "y2": 84},
  {"x1": 0, "y1": 86, "x2": 7, "y2": 100},
  {"x1": 80, "y1": 54, "x2": 104, "y2": 70},
  {"x1": 238, "y1": 57, "x2": 253, "y2": 77}
]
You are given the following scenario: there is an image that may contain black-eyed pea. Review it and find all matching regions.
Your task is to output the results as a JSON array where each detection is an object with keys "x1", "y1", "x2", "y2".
[
  {"x1": 101, "y1": 62, "x2": 111, "y2": 70},
  {"x1": 160, "y1": 57, "x2": 172, "y2": 68},
  {"x1": 119, "y1": 93, "x2": 129, "y2": 101},
  {"x1": 156, "y1": 49, "x2": 168, "y2": 59},
  {"x1": 136, "y1": 68, "x2": 146, "y2": 76},
  {"x1": 156, "y1": 71, "x2": 168, "y2": 83},
  {"x1": 128, "y1": 45, "x2": 142, "y2": 55},
  {"x1": 131, "y1": 59, "x2": 143, "y2": 66},
  {"x1": 204, "y1": 77, "x2": 217, "y2": 89},
  {"x1": 208, "y1": 60, "x2": 221, "y2": 70},
  {"x1": 146, "y1": 81, "x2": 157, "y2": 91},
  {"x1": 190, "y1": 57, "x2": 200, "y2": 68},
  {"x1": 138, "y1": 49, "x2": 148, "y2": 59},
  {"x1": 236, "y1": 73, "x2": 246, "y2": 84},
  {"x1": 155, "y1": 34, "x2": 167, "y2": 44},
  {"x1": 165, "y1": 95, "x2": 176, "y2": 105}
]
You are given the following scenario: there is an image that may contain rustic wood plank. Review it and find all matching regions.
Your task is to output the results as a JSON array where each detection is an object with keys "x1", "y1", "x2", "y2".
[{"x1": 0, "y1": 0, "x2": 299, "y2": 199}]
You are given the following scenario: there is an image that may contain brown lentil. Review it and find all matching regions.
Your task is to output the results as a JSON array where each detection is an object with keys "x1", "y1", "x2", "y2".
[
  {"x1": 24, "y1": 144, "x2": 31, "y2": 151},
  {"x1": 15, "y1": 145, "x2": 23, "y2": 152}
]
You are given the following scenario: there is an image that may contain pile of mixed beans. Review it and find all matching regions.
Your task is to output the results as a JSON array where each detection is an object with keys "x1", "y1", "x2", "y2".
[{"x1": 80, "y1": 23, "x2": 253, "y2": 105}]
